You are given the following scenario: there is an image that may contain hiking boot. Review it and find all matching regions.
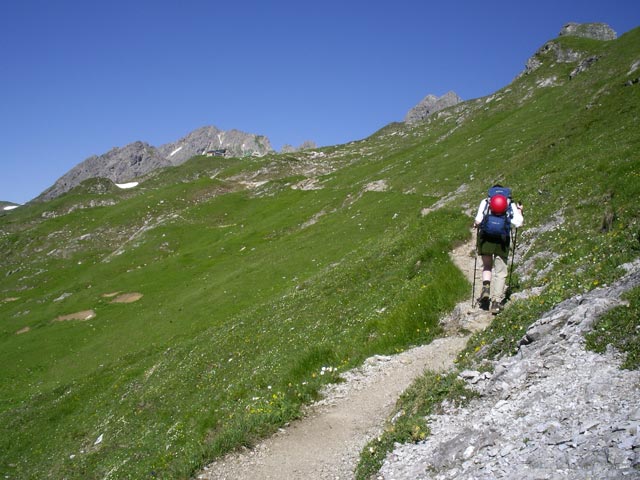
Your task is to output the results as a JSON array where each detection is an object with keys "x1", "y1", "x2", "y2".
[
  {"x1": 478, "y1": 285, "x2": 491, "y2": 310},
  {"x1": 480, "y1": 285, "x2": 490, "y2": 301},
  {"x1": 490, "y1": 301, "x2": 502, "y2": 315},
  {"x1": 479, "y1": 297, "x2": 490, "y2": 310}
]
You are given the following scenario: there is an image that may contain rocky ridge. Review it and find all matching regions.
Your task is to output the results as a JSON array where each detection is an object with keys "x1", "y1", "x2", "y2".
[
  {"x1": 379, "y1": 260, "x2": 640, "y2": 479},
  {"x1": 36, "y1": 126, "x2": 273, "y2": 201},
  {"x1": 280, "y1": 140, "x2": 318, "y2": 153},
  {"x1": 404, "y1": 91, "x2": 463, "y2": 124},
  {"x1": 157, "y1": 126, "x2": 272, "y2": 165}
]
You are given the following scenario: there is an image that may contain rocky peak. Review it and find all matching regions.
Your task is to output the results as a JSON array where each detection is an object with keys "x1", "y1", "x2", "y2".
[
  {"x1": 559, "y1": 22, "x2": 617, "y2": 41},
  {"x1": 35, "y1": 126, "x2": 274, "y2": 202},
  {"x1": 404, "y1": 91, "x2": 462, "y2": 124},
  {"x1": 158, "y1": 126, "x2": 273, "y2": 164},
  {"x1": 36, "y1": 142, "x2": 169, "y2": 201},
  {"x1": 280, "y1": 140, "x2": 318, "y2": 153},
  {"x1": 519, "y1": 23, "x2": 616, "y2": 78}
]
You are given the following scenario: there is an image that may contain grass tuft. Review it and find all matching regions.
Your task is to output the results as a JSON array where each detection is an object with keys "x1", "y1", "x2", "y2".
[{"x1": 585, "y1": 286, "x2": 640, "y2": 370}]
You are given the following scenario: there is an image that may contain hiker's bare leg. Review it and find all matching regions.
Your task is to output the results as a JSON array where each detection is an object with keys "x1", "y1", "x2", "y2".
[{"x1": 481, "y1": 255, "x2": 493, "y2": 282}]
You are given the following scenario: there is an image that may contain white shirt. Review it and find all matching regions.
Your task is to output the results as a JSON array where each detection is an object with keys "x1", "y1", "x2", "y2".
[{"x1": 474, "y1": 198, "x2": 523, "y2": 228}]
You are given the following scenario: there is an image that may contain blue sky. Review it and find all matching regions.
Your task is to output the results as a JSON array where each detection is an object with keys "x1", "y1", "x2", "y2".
[{"x1": 1, "y1": 1, "x2": 638, "y2": 204}]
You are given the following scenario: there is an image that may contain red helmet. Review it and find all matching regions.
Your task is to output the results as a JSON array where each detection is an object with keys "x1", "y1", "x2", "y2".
[{"x1": 489, "y1": 194, "x2": 508, "y2": 214}]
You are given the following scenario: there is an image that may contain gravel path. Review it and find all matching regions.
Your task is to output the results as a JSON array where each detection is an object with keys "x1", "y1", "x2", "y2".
[{"x1": 196, "y1": 236, "x2": 490, "y2": 479}]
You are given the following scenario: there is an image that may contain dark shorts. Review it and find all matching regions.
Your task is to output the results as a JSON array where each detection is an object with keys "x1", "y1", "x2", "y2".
[{"x1": 477, "y1": 232, "x2": 510, "y2": 260}]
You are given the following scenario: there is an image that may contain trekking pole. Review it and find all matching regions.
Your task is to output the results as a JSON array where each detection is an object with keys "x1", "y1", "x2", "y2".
[
  {"x1": 471, "y1": 228, "x2": 478, "y2": 307},
  {"x1": 471, "y1": 252, "x2": 478, "y2": 307},
  {"x1": 507, "y1": 227, "x2": 518, "y2": 293}
]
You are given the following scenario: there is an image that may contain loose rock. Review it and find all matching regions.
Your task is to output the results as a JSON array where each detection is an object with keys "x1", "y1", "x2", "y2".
[{"x1": 379, "y1": 261, "x2": 640, "y2": 479}]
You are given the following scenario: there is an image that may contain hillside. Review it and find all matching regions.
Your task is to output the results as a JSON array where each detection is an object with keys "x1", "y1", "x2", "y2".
[{"x1": 1, "y1": 24, "x2": 639, "y2": 479}]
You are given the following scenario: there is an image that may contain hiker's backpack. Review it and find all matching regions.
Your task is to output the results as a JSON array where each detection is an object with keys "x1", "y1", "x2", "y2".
[{"x1": 480, "y1": 186, "x2": 513, "y2": 239}]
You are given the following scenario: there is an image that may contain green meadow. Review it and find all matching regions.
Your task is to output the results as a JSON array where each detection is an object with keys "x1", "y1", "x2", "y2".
[{"x1": 1, "y1": 28, "x2": 639, "y2": 479}]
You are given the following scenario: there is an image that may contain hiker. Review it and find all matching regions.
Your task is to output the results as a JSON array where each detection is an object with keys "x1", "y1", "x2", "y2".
[{"x1": 473, "y1": 185, "x2": 524, "y2": 313}]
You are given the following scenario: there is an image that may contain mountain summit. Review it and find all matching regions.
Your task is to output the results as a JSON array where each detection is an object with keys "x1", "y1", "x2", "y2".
[
  {"x1": 157, "y1": 126, "x2": 272, "y2": 165},
  {"x1": 559, "y1": 21, "x2": 617, "y2": 40},
  {"x1": 36, "y1": 126, "x2": 273, "y2": 201},
  {"x1": 404, "y1": 91, "x2": 463, "y2": 124}
]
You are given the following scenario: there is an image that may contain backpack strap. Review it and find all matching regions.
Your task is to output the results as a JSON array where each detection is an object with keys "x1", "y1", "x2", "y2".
[{"x1": 482, "y1": 197, "x2": 490, "y2": 218}]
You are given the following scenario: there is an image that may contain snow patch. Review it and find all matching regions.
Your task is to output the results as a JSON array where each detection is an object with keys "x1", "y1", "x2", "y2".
[
  {"x1": 169, "y1": 145, "x2": 183, "y2": 157},
  {"x1": 3, "y1": 205, "x2": 19, "y2": 211},
  {"x1": 115, "y1": 182, "x2": 139, "y2": 189}
]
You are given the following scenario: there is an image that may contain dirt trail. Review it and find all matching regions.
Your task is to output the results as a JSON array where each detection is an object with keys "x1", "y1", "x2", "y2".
[{"x1": 197, "y1": 233, "x2": 491, "y2": 480}]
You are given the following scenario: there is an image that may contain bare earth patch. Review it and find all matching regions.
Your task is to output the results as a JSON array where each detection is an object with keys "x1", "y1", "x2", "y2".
[
  {"x1": 101, "y1": 292, "x2": 121, "y2": 298},
  {"x1": 54, "y1": 310, "x2": 96, "y2": 322},
  {"x1": 3, "y1": 297, "x2": 19, "y2": 303},
  {"x1": 16, "y1": 326, "x2": 30, "y2": 335},
  {"x1": 110, "y1": 292, "x2": 143, "y2": 303}
]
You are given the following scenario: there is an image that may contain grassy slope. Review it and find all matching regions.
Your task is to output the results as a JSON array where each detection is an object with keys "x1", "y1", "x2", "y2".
[
  {"x1": 0, "y1": 141, "x2": 469, "y2": 478},
  {"x1": 1, "y1": 28, "x2": 639, "y2": 479}
]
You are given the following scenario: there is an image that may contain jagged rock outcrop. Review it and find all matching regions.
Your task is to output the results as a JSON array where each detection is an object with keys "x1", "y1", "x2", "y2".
[
  {"x1": 380, "y1": 260, "x2": 640, "y2": 479},
  {"x1": 559, "y1": 22, "x2": 617, "y2": 41},
  {"x1": 280, "y1": 140, "x2": 318, "y2": 153},
  {"x1": 404, "y1": 91, "x2": 462, "y2": 124},
  {"x1": 521, "y1": 42, "x2": 583, "y2": 77},
  {"x1": 36, "y1": 126, "x2": 274, "y2": 201},
  {"x1": 520, "y1": 23, "x2": 616, "y2": 77},
  {"x1": 570, "y1": 55, "x2": 600, "y2": 79}
]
